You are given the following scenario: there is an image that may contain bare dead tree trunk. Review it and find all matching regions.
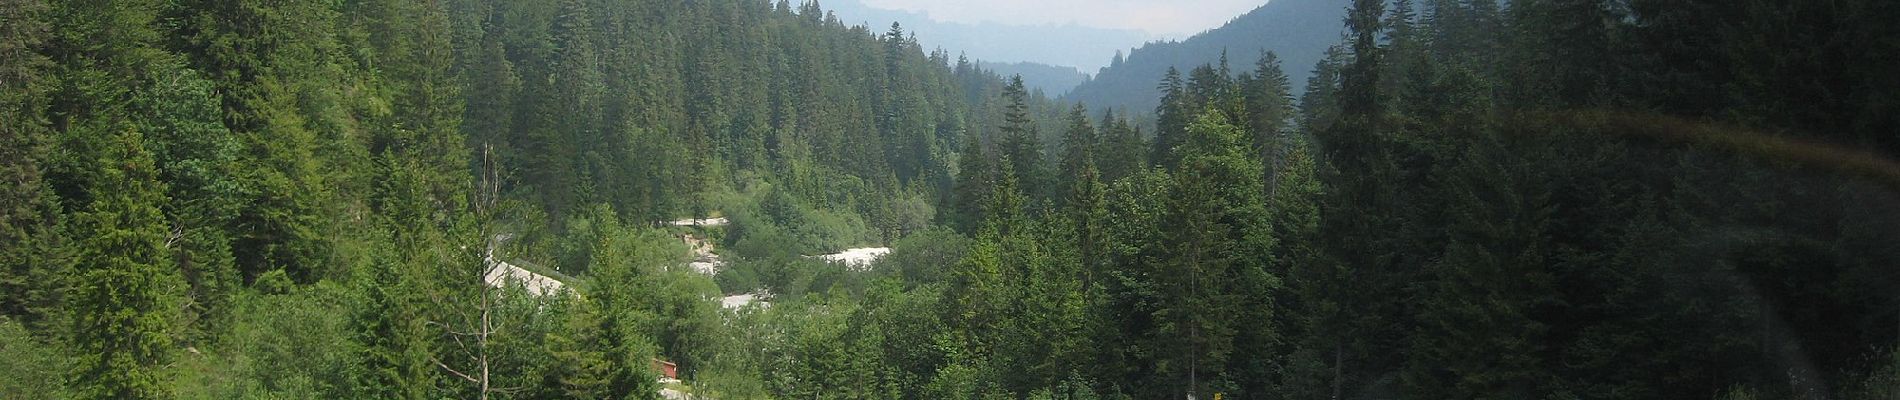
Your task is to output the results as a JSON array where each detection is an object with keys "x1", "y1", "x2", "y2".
[
  {"x1": 435, "y1": 267, "x2": 501, "y2": 400},
  {"x1": 433, "y1": 143, "x2": 516, "y2": 400},
  {"x1": 479, "y1": 282, "x2": 492, "y2": 399}
]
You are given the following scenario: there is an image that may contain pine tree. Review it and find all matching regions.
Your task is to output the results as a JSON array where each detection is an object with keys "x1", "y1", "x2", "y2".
[
  {"x1": 40, "y1": 13, "x2": 191, "y2": 399},
  {"x1": 996, "y1": 75, "x2": 1046, "y2": 205},
  {"x1": 951, "y1": 129, "x2": 993, "y2": 234},
  {"x1": 385, "y1": 0, "x2": 470, "y2": 224},
  {"x1": 1057, "y1": 103, "x2": 1098, "y2": 207},
  {"x1": 983, "y1": 156, "x2": 1030, "y2": 237},
  {"x1": 1401, "y1": 134, "x2": 1557, "y2": 399},
  {"x1": 580, "y1": 223, "x2": 673, "y2": 398},
  {"x1": 521, "y1": 0, "x2": 604, "y2": 222},
  {"x1": 1508, "y1": 0, "x2": 1617, "y2": 108},
  {"x1": 1156, "y1": 109, "x2": 1273, "y2": 399},
  {"x1": 1068, "y1": 157, "x2": 1108, "y2": 294},
  {"x1": 1245, "y1": 51, "x2": 1295, "y2": 196},
  {"x1": 1269, "y1": 125, "x2": 1333, "y2": 400},
  {"x1": 67, "y1": 131, "x2": 181, "y2": 400},
  {"x1": 1307, "y1": 1, "x2": 1396, "y2": 397},
  {"x1": 351, "y1": 243, "x2": 430, "y2": 400},
  {"x1": 1186, "y1": 63, "x2": 1232, "y2": 115},
  {"x1": 462, "y1": 29, "x2": 519, "y2": 187},
  {"x1": 170, "y1": 0, "x2": 347, "y2": 283},
  {"x1": 1093, "y1": 109, "x2": 1144, "y2": 184},
  {"x1": 1152, "y1": 67, "x2": 1188, "y2": 170}
]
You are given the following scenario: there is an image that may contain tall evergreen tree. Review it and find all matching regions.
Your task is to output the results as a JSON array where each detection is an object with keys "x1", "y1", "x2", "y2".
[
  {"x1": 1152, "y1": 67, "x2": 1188, "y2": 170},
  {"x1": 1057, "y1": 103, "x2": 1098, "y2": 207},
  {"x1": 996, "y1": 75, "x2": 1046, "y2": 205},
  {"x1": 1093, "y1": 109, "x2": 1144, "y2": 184},
  {"x1": 1306, "y1": 1, "x2": 1397, "y2": 397},
  {"x1": 1155, "y1": 109, "x2": 1274, "y2": 399},
  {"x1": 170, "y1": 0, "x2": 350, "y2": 283},
  {"x1": 351, "y1": 243, "x2": 430, "y2": 400},
  {"x1": 1245, "y1": 51, "x2": 1296, "y2": 196},
  {"x1": 67, "y1": 131, "x2": 181, "y2": 400},
  {"x1": 951, "y1": 129, "x2": 993, "y2": 234}
]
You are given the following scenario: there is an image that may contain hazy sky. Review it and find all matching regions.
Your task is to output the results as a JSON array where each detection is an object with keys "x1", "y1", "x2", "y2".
[{"x1": 857, "y1": 0, "x2": 1268, "y2": 38}]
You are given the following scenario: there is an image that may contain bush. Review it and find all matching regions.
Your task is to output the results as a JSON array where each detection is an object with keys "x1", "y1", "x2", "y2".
[
  {"x1": 879, "y1": 228, "x2": 972, "y2": 287},
  {"x1": 174, "y1": 284, "x2": 360, "y2": 399}
]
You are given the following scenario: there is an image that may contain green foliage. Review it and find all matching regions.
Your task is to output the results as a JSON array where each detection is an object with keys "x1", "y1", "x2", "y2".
[
  {"x1": 545, "y1": 294, "x2": 661, "y2": 399},
  {"x1": 67, "y1": 131, "x2": 182, "y2": 400},
  {"x1": 0, "y1": 0, "x2": 64, "y2": 328},
  {"x1": 1151, "y1": 109, "x2": 1275, "y2": 398},
  {"x1": 579, "y1": 221, "x2": 725, "y2": 391},
  {"x1": 1093, "y1": 109, "x2": 1146, "y2": 184},
  {"x1": 997, "y1": 75, "x2": 1050, "y2": 204},
  {"x1": 878, "y1": 228, "x2": 973, "y2": 287},
  {"x1": 0, "y1": 317, "x2": 69, "y2": 399},
  {"x1": 6, "y1": 0, "x2": 1900, "y2": 399},
  {"x1": 174, "y1": 285, "x2": 360, "y2": 399},
  {"x1": 135, "y1": 62, "x2": 243, "y2": 339},
  {"x1": 349, "y1": 258, "x2": 429, "y2": 400}
]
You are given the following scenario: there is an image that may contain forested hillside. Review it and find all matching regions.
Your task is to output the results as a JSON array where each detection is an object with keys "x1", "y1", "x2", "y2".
[
  {"x1": 0, "y1": 0, "x2": 1065, "y2": 397},
  {"x1": 1063, "y1": 0, "x2": 1341, "y2": 116},
  {"x1": 5, "y1": 0, "x2": 1900, "y2": 400}
]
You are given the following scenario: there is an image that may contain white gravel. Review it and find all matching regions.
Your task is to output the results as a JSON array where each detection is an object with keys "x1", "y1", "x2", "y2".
[
  {"x1": 682, "y1": 234, "x2": 723, "y2": 275},
  {"x1": 818, "y1": 247, "x2": 890, "y2": 270},
  {"x1": 484, "y1": 256, "x2": 567, "y2": 296},
  {"x1": 668, "y1": 217, "x2": 729, "y2": 227},
  {"x1": 659, "y1": 388, "x2": 690, "y2": 400},
  {"x1": 721, "y1": 292, "x2": 771, "y2": 310}
]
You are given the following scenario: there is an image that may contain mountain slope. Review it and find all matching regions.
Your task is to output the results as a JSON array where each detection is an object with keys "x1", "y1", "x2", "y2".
[
  {"x1": 1063, "y1": 0, "x2": 1344, "y2": 115},
  {"x1": 978, "y1": 61, "x2": 1090, "y2": 96}
]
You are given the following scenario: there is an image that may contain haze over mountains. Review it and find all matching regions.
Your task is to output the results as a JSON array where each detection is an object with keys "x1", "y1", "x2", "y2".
[
  {"x1": 1066, "y1": 0, "x2": 1344, "y2": 115},
  {"x1": 827, "y1": 0, "x2": 1345, "y2": 116},
  {"x1": 977, "y1": 61, "x2": 1091, "y2": 97},
  {"x1": 822, "y1": 0, "x2": 1156, "y2": 73}
]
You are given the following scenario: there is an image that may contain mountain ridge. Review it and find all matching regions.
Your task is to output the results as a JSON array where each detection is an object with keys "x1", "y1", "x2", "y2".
[
  {"x1": 977, "y1": 60, "x2": 1090, "y2": 97},
  {"x1": 822, "y1": 0, "x2": 1156, "y2": 72},
  {"x1": 1063, "y1": 0, "x2": 1344, "y2": 115}
]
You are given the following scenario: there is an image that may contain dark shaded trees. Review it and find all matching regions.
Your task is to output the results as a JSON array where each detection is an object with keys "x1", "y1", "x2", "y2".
[{"x1": 0, "y1": 0, "x2": 64, "y2": 327}]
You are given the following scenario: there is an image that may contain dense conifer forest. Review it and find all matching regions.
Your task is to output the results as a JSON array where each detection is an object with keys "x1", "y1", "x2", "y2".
[{"x1": 3, "y1": 0, "x2": 1899, "y2": 399}]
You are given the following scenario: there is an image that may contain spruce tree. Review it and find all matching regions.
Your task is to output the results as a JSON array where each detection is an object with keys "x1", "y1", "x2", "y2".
[
  {"x1": 1156, "y1": 109, "x2": 1273, "y2": 399},
  {"x1": 351, "y1": 244, "x2": 430, "y2": 400},
  {"x1": 996, "y1": 75, "x2": 1045, "y2": 206},
  {"x1": 1245, "y1": 52, "x2": 1295, "y2": 196},
  {"x1": 1057, "y1": 103, "x2": 1098, "y2": 207},
  {"x1": 951, "y1": 129, "x2": 993, "y2": 234},
  {"x1": 1152, "y1": 68, "x2": 1188, "y2": 170},
  {"x1": 170, "y1": 0, "x2": 346, "y2": 283},
  {"x1": 67, "y1": 131, "x2": 181, "y2": 400}
]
